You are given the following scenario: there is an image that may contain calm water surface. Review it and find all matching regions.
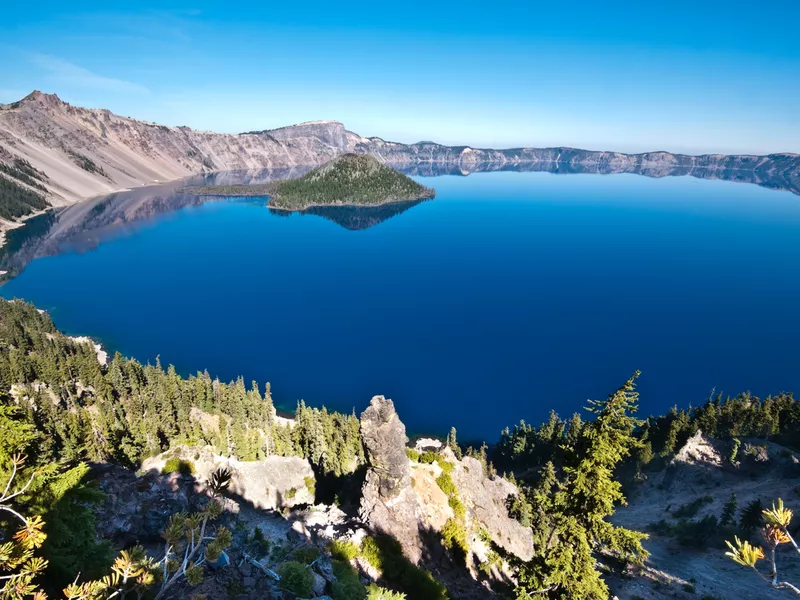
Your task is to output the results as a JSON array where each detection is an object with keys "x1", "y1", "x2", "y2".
[{"x1": 3, "y1": 171, "x2": 800, "y2": 439}]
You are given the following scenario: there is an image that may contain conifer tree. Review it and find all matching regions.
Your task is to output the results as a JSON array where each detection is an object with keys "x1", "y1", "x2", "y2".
[{"x1": 515, "y1": 372, "x2": 648, "y2": 599}]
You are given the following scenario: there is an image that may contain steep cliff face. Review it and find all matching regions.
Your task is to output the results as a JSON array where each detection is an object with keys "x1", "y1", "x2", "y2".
[
  {"x1": 0, "y1": 91, "x2": 361, "y2": 206},
  {"x1": 0, "y1": 91, "x2": 798, "y2": 223},
  {"x1": 358, "y1": 395, "x2": 533, "y2": 571}
]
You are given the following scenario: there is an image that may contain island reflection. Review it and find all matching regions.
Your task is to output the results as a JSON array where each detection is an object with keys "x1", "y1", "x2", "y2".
[{"x1": 1, "y1": 160, "x2": 797, "y2": 282}]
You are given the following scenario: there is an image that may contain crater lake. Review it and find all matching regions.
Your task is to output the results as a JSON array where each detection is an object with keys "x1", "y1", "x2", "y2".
[{"x1": 3, "y1": 168, "x2": 800, "y2": 440}]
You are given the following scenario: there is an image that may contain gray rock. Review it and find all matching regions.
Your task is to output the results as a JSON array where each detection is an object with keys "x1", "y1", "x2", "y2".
[
  {"x1": 312, "y1": 572, "x2": 327, "y2": 596},
  {"x1": 448, "y1": 452, "x2": 535, "y2": 561},
  {"x1": 359, "y1": 396, "x2": 425, "y2": 563}
]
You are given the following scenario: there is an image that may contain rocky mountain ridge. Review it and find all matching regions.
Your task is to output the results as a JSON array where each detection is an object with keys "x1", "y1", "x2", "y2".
[{"x1": 1, "y1": 90, "x2": 798, "y2": 219}]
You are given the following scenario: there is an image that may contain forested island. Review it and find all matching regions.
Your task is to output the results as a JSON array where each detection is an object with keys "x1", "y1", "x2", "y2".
[
  {"x1": 187, "y1": 154, "x2": 435, "y2": 210},
  {"x1": 2, "y1": 297, "x2": 800, "y2": 600}
]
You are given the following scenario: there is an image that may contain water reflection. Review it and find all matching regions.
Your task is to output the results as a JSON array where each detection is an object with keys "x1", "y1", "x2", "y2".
[
  {"x1": 269, "y1": 199, "x2": 427, "y2": 230},
  {"x1": 400, "y1": 161, "x2": 800, "y2": 196},
  {"x1": 1, "y1": 159, "x2": 798, "y2": 283}
]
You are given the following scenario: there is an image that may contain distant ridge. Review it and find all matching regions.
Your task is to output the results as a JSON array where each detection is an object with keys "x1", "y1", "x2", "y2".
[{"x1": 0, "y1": 90, "x2": 798, "y2": 241}]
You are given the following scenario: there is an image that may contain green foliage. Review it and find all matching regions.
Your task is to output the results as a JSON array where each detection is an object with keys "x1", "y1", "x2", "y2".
[
  {"x1": 162, "y1": 458, "x2": 195, "y2": 475},
  {"x1": 292, "y1": 545, "x2": 321, "y2": 565},
  {"x1": 419, "y1": 451, "x2": 437, "y2": 464},
  {"x1": 328, "y1": 539, "x2": 360, "y2": 561},
  {"x1": 268, "y1": 154, "x2": 435, "y2": 210},
  {"x1": 441, "y1": 518, "x2": 469, "y2": 564},
  {"x1": 720, "y1": 493, "x2": 737, "y2": 527},
  {"x1": 278, "y1": 561, "x2": 315, "y2": 597},
  {"x1": 435, "y1": 471, "x2": 457, "y2": 498},
  {"x1": 739, "y1": 499, "x2": 764, "y2": 534},
  {"x1": 507, "y1": 491, "x2": 533, "y2": 527},
  {"x1": 305, "y1": 476, "x2": 317, "y2": 498},
  {"x1": 671, "y1": 496, "x2": 713, "y2": 519},
  {"x1": 674, "y1": 516, "x2": 719, "y2": 548},
  {"x1": 366, "y1": 584, "x2": 406, "y2": 600},
  {"x1": 0, "y1": 162, "x2": 49, "y2": 220},
  {"x1": 729, "y1": 438, "x2": 741, "y2": 464},
  {"x1": 446, "y1": 427, "x2": 462, "y2": 459},
  {"x1": 448, "y1": 495, "x2": 466, "y2": 521},
  {"x1": 649, "y1": 515, "x2": 720, "y2": 548},
  {"x1": 405, "y1": 448, "x2": 420, "y2": 462},
  {"x1": 331, "y1": 559, "x2": 366, "y2": 600},
  {"x1": 250, "y1": 526, "x2": 270, "y2": 554},
  {"x1": 0, "y1": 299, "x2": 364, "y2": 479},
  {"x1": 360, "y1": 536, "x2": 448, "y2": 600},
  {"x1": 515, "y1": 372, "x2": 649, "y2": 600}
]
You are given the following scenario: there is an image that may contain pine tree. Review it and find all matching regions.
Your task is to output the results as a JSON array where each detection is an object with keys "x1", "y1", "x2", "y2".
[
  {"x1": 515, "y1": 372, "x2": 649, "y2": 599},
  {"x1": 446, "y1": 427, "x2": 462, "y2": 459},
  {"x1": 720, "y1": 493, "x2": 737, "y2": 527}
]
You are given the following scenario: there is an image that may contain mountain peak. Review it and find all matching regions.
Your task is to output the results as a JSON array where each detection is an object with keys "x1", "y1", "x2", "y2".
[{"x1": 18, "y1": 90, "x2": 64, "y2": 107}]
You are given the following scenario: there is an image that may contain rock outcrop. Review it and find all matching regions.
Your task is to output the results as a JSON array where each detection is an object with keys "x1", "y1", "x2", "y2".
[
  {"x1": 141, "y1": 445, "x2": 315, "y2": 510},
  {"x1": 447, "y1": 451, "x2": 534, "y2": 561},
  {"x1": 358, "y1": 395, "x2": 534, "y2": 568},
  {"x1": 359, "y1": 395, "x2": 426, "y2": 562}
]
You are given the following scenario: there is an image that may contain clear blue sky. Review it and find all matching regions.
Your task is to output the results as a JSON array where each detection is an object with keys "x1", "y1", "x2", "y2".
[{"x1": 2, "y1": 1, "x2": 798, "y2": 154}]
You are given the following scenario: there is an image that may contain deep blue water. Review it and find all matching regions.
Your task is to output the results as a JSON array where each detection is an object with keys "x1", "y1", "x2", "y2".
[{"x1": 4, "y1": 171, "x2": 800, "y2": 440}]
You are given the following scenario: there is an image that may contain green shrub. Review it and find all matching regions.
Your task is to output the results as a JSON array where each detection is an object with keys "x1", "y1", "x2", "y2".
[
  {"x1": 277, "y1": 561, "x2": 314, "y2": 597},
  {"x1": 671, "y1": 496, "x2": 713, "y2": 518},
  {"x1": 405, "y1": 448, "x2": 420, "y2": 462},
  {"x1": 329, "y1": 539, "x2": 360, "y2": 561},
  {"x1": 435, "y1": 457, "x2": 454, "y2": 475},
  {"x1": 286, "y1": 487, "x2": 297, "y2": 500},
  {"x1": 674, "y1": 515, "x2": 718, "y2": 548},
  {"x1": 366, "y1": 584, "x2": 406, "y2": 600},
  {"x1": 441, "y1": 518, "x2": 469, "y2": 564},
  {"x1": 648, "y1": 520, "x2": 674, "y2": 536},
  {"x1": 331, "y1": 559, "x2": 366, "y2": 600},
  {"x1": 293, "y1": 545, "x2": 321, "y2": 565},
  {"x1": 729, "y1": 438, "x2": 741, "y2": 463},
  {"x1": 161, "y1": 458, "x2": 195, "y2": 475},
  {"x1": 448, "y1": 496, "x2": 466, "y2": 521},
  {"x1": 305, "y1": 476, "x2": 316, "y2": 497},
  {"x1": 435, "y1": 472, "x2": 457, "y2": 498},
  {"x1": 360, "y1": 535, "x2": 448, "y2": 600},
  {"x1": 270, "y1": 544, "x2": 290, "y2": 562},
  {"x1": 251, "y1": 526, "x2": 270, "y2": 553},
  {"x1": 419, "y1": 451, "x2": 438, "y2": 464}
]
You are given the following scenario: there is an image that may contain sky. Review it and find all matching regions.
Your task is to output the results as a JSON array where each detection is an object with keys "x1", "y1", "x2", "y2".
[{"x1": 1, "y1": 1, "x2": 798, "y2": 155}]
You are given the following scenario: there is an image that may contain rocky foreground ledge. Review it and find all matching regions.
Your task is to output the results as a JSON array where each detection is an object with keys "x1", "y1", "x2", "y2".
[{"x1": 94, "y1": 395, "x2": 532, "y2": 599}]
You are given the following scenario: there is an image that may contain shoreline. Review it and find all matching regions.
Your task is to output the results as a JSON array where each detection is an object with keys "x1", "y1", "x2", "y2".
[{"x1": 2, "y1": 154, "x2": 797, "y2": 252}]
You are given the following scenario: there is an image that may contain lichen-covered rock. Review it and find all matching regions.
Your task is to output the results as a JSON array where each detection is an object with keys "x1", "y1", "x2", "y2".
[{"x1": 446, "y1": 451, "x2": 535, "y2": 561}]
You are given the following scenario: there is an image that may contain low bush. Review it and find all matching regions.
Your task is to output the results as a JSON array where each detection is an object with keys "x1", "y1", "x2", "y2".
[
  {"x1": 366, "y1": 584, "x2": 406, "y2": 600},
  {"x1": 360, "y1": 535, "x2": 448, "y2": 600},
  {"x1": 671, "y1": 496, "x2": 713, "y2": 518},
  {"x1": 419, "y1": 451, "x2": 438, "y2": 464},
  {"x1": 435, "y1": 472, "x2": 457, "y2": 498},
  {"x1": 292, "y1": 545, "x2": 321, "y2": 565},
  {"x1": 331, "y1": 559, "x2": 366, "y2": 600},
  {"x1": 405, "y1": 448, "x2": 420, "y2": 462},
  {"x1": 329, "y1": 539, "x2": 360, "y2": 561},
  {"x1": 278, "y1": 561, "x2": 315, "y2": 597},
  {"x1": 441, "y1": 518, "x2": 469, "y2": 565},
  {"x1": 161, "y1": 458, "x2": 194, "y2": 475}
]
